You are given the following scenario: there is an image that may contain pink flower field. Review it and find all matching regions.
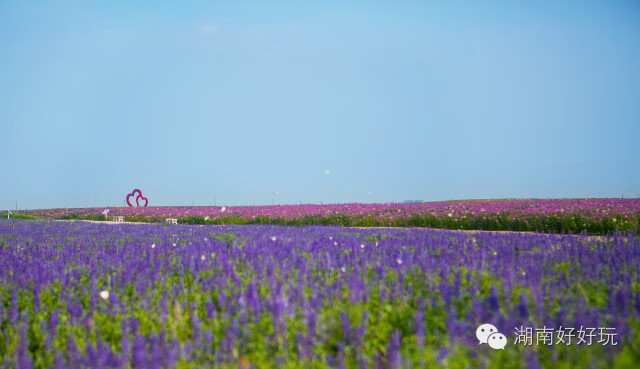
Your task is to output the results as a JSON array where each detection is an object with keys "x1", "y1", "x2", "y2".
[{"x1": 15, "y1": 198, "x2": 640, "y2": 234}]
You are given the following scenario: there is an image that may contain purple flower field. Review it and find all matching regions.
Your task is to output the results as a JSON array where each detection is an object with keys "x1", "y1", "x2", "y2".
[{"x1": 1, "y1": 220, "x2": 638, "y2": 368}]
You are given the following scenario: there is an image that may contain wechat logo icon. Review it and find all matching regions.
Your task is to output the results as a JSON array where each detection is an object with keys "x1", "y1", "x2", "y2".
[{"x1": 476, "y1": 323, "x2": 507, "y2": 350}]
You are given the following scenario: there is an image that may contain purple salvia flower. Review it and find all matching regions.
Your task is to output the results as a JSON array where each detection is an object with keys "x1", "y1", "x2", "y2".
[
  {"x1": 131, "y1": 334, "x2": 147, "y2": 369},
  {"x1": 340, "y1": 311, "x2": 351, "y2": 342},
  {"x1": 52, "y1": 350, "x2": 66, "y2": 369},
  {"x1": 387, "y1": 331, "x2": 401, "y2": 368},
  {"x1": 15, "y1": 322, "x2": 33, "y2": 369},
  {"x1": 414, "y1": 302, "x2": 425, "y2": 348},
  {"x1": 517, "y1": 293, "x2": 529, "y2": 321},
  {"x1": 149, "y1": 334, "x2": 164, "y2": 369}
]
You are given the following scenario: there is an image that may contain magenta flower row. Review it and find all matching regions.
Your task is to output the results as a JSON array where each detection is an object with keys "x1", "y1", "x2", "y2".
[{"x1": 46, "y1": 198, "x2": 640, "y2": 221}]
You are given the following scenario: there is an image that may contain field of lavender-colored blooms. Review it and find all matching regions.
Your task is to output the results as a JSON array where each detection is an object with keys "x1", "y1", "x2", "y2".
[
  {"x1": 1, "y1": 220, "x2": 638, "y2": 368},
  {"x1": 15, "y1": 198, "x2": 640, "y2": 235}
]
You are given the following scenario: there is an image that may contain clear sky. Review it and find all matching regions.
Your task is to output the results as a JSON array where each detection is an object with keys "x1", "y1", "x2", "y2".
[{"x1": 1, "y1": 0, "x2": 639, "y2": 209}]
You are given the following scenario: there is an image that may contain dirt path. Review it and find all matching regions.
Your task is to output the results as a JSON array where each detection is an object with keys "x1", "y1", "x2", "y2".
[{"x1": 53, "y1": 219, "x2": 150, "y2": 225}]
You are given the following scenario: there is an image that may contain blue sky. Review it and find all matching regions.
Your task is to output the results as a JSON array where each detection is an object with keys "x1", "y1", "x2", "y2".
[{"x1": 1, "y1": 0, "x2": 639, "y2": 209}]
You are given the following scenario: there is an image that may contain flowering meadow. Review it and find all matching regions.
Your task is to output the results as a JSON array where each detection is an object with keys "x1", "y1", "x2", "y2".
[
  {"x1": 1, "y1": 220, "x2": 639, "y2": 368},
  {"x1": 19, "y1": 198, "x2": 640, "y2": 235}
]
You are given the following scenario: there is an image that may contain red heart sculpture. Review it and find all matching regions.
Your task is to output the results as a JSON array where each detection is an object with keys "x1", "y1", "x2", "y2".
[
  {"x1": 126, "y1": 189, "x2": 148, "y2": 207},
  {"x1": 136, "y1": 194, "x2": 148, "y2": 207}
]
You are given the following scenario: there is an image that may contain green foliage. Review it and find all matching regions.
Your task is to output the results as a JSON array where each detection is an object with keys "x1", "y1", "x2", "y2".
[
  {"x1": 50, "y1": 209, "x2": 638, "y2": 235},
  {"x1": 8, "y1": 213, "x2": 40, "y2": 220}
]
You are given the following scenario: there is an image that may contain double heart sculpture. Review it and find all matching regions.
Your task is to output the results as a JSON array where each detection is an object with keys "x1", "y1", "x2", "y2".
[{"x1": 126, "y1": 189, "x2": 148, "y2": 207}]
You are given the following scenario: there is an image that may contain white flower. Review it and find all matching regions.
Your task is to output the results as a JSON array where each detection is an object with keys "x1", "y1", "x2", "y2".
[
  {"x1": 396, "y1": 258, "x2": 403, "y2": 265},
  {"x1": 329, "y1": 237, "x2": 333, "y2": 240},
  {"x1": 204, "y1": 237, "x2": 208, "y2": 241},
  {"x1": 204, "y1": 216, "x2": 210, "y2": 221},
  {"x1": 270, "y1": 236, "x2": 277, "y2": 241},
  {"x1": 151, "y1": 243, "x2": 156, "y2": 249},
  {"x1": 341, "y1": 266, "x2": 346, "y2": 273},
  {"x1": 173, "y1": 243, "x2": 177, "y2": 247},
  {"x1": 334, "y1": 242, "x2": 338, "y2": 246},
  {"x1": 201, "y1": 255, "x2": 206, "y2": 261},
  {"x1": 447, "y1": 213, "x2": 453, "y2": 217},
  {"x1": 99, "y1": 290, "x2": 109, "y2": 300},
  {"x1": 360, "y1": 244, "x2": 365, "y2": 249},
  {"x1": 221, "y1": 207, "x2": 226, "y2": 212}
]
